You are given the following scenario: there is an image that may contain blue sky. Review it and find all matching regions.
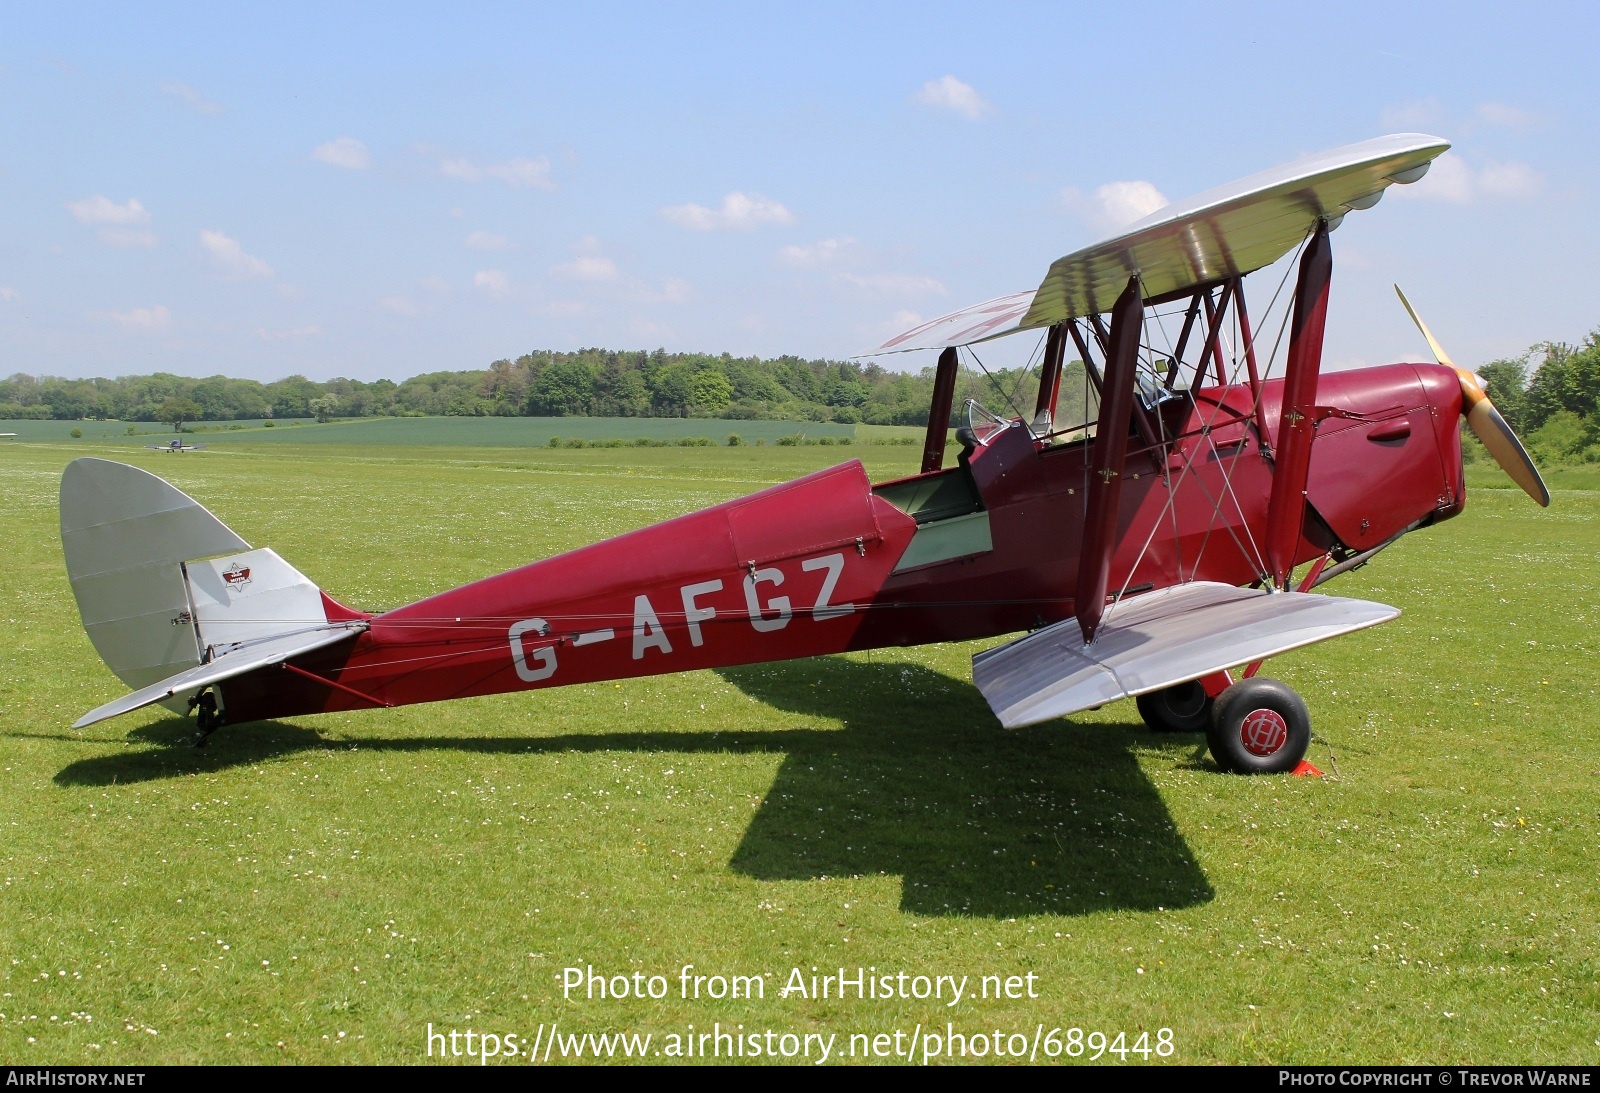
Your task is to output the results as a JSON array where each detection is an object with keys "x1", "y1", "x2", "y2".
[{"x1": 1, "y1": 2, "x2": 1594, "y2": 383}]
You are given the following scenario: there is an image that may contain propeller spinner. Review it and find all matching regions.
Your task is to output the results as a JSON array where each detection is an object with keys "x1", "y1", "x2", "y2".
[{"x1": 1394, "y1": 285, "x2": 1550, "y2": 507}]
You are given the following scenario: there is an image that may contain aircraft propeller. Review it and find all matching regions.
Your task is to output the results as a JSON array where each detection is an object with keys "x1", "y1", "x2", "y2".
[{"x1": 1394, "y1": 285, "x2": 1549, "y2": 507}]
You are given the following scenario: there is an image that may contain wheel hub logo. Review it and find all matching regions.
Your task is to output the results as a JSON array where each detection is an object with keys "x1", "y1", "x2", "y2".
[{"x1": 1240, "y1": 708, "x2": 1287, "y2": 756}]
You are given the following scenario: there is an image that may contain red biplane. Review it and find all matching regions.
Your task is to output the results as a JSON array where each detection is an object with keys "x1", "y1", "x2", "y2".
[{"x1": 61, "y1": 133, "x2": 1548, "y2": 773}]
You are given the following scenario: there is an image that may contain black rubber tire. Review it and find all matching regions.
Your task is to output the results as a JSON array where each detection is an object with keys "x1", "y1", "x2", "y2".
[
  {"x1": 1206, "y1": 677, "x2": 1311, "y2": 774},
  {"x1": 1136, "y1": 680, "x2": 1213, "y2": 733}
]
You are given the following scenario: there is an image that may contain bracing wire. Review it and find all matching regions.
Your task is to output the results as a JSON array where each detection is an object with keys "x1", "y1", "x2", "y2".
[
  {"x1": 962, "y1": 338, "x2": 1039, "y2": 424},
  {"x1": 1102, "y1": 239, "x2": 1309, "y2": 621},
  {"x1": 1182, "y1": 236, "x2": 1307, "y2": 579}
]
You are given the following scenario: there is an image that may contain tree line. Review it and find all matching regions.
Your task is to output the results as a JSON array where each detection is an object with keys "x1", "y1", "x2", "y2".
[
  {"x1": 1478, "y1": 334, "x2": 1600, "y2": 463},
  {"x1": 0, "y1": 348, "x2": 1053, "y2": 428},
  {"x1": 5, "y1": 333, "x2": 1594, "y2": 459}
]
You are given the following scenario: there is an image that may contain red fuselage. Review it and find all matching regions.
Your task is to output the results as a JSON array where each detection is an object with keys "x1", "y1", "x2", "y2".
[{"x1": 221, "y1": 362, "x2": 1466, "y2": 724}]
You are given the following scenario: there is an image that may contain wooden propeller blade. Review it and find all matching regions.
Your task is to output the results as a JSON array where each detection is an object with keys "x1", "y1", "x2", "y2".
[
  {"x1": 1393, "y1": 284, "x2": 1456, "y2": 368},
  {"x1": 1394, "y1": 284, "x2": 1549, "y2": 507},
  {"x1": 1467, "y1": 395, "x2": 1551, "y2": 507}
]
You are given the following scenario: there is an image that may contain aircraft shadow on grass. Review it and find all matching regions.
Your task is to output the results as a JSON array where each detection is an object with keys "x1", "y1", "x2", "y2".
[{"x1": 50, "y1": 657, "x2": 1215, "y2": 919}]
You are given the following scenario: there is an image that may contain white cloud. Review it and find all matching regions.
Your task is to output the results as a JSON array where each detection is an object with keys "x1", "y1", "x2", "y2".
[
  {"x1": 1404, "y1": 154, "x2": 1472, "y2": 202},
  {"x1": 97, "y1": 304, "x2": 171, "y2": 331},
  {"x1": 879, "y1": 309, "x2": 925, "y2": 341},
  {"x1": 464, "y1": 230, "x2": 513, "y2": 251},
  {"x1": 440, "y1": 156, "x2": 554, "y2": 190},
  {"x1": 1098, "y1": 181, "x2": 1169, "y2": 225},
  {"x1": 1060, "y1": 180, "x2": 1169, "y2": 231},
  {"x1": 0, "y1": 287, "x2": 19, "y2": 303},
  {"x1": 200, "y1": 230, "x2": 274, "y2": 279},
  {"x1": 68, "y1": 195, "x2": 150, "y2": 226},
  {"x1": 473, "y1": 269, "x2": 511, "y2": 298},
  {"x1": 778, "y1": 236, "x2": 858, "y2": 268},
  {"x1": 838, "y1": 272, "x2": 948, "y2": 297},
  {"x1": 487, "y1": 158, "x2": 554, "y2": 189},
  {"x1": 913, "y1": 75, "x2": 990, "y2": 120},
  {"x1": 1389, "y1": 154, "x2": 1543, "y2": 203},
  {"x1": 1477, "y1": 160, "x2": 1544, "y2": 197},
  {"x1": 548, "y1": 237, "x2": 691, "y2": 304},
  {"x1": 100, "y1": 228, "x2": 158, "y2": 249},
  {"x1": 640, "y1": 277, "x2": 692, "y2": 305},
  {"x1": 314, "y1": 137, "x2": 371, "y2": 170},
  {"x1": 379, "y1": 296, "x2": 423, "y2": 316},
  {"x1": 556, "y1": 255, "x2": 620, "y2": 281},
  {"x1": 1477, "y1": 101, "x2": 1538, "y2": 129},
  {"x1": 661, "y1": 191, "x2": 794, "y2": 231},
  {"x1": 551, "y1": 236, "x2": 620, "y2": 281},
  {"x1": 67, "y1": 197, "x2": 159, "y2": 247},
  {"x1": 159, "y1": 81, "x2": 222, "y2": 115}
]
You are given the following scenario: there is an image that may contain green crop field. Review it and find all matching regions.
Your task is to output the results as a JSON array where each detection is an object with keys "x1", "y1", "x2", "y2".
[
  {"x1": 0, "y1": 416, "x2": 865, "y2": 449},
  {"x1": 0, "y1": 419, "x2": 306, "y2": 442},
  {"x1": 0, "y1": 430, "x2": 1595, "y2": 1066}
]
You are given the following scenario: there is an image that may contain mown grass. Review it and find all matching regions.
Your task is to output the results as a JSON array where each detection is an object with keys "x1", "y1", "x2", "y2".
[
  {"x1": 1467, "y1": 460, "x2": 1600, "y2": 493},
  {"x1": 0, "y1": 436, "x2": 1595, "y2": 1065}
]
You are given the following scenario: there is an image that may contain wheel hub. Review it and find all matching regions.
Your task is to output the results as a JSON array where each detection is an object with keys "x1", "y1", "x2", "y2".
[
  {"x1": 1240, "y1": 708, "x2": 1288, "y2": 756},
  {"x1": 1169, "y1": 683, "x2": 1207, "y2": 719}
]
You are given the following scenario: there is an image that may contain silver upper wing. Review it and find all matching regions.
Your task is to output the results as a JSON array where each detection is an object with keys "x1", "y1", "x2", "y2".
[{"x1": 867, "y1": 133, "x2": 1450, "y2": 355}]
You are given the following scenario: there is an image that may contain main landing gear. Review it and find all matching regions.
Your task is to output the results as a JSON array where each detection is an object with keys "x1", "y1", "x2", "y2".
[
  {"x1": 1136, "y1": 680, "x2": 1213, "y2": 733},
  {"x1": 187, "y1": 688, "x2": 224, "y2": 748},
  {"x1": 1137, "y1": 676, "x2": 1312, "y2": 775}
]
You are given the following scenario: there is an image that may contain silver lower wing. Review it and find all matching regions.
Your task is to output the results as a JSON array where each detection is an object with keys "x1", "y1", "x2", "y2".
[{"x1": 971, "y1": 581, "x2": 1398, "y2": 729}]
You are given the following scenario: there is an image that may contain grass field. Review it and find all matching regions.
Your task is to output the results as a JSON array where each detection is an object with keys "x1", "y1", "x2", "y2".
[{"x1": 1, "y1": 428, "x2": 1596, "y2": 1065}]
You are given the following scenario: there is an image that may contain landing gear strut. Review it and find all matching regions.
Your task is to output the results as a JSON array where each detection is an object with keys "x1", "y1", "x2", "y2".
[
  {"x1": 1205, "y1": 677, "x2": 1310, "y2": 774},
  {"x1": 188, "y1": 689, "x2": 224, "y2": 748}
]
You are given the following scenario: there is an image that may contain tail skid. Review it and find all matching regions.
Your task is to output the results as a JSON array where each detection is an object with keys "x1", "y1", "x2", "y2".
[{"x1": 60, "y1": 458, "x2": 366, "y2": 728}]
